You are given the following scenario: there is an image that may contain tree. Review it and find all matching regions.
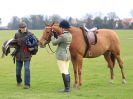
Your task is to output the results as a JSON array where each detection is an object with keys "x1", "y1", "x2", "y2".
[
  {"x1": 107, "y1": 12, "x2": 119, "y2": 29},
  {"x1": 21, "y1": 17, "x2": 32, "y2": 29},
  {"x1": 0, "y1": 18, "x2": 1, "y2": 25},
  {"x1": 93, "y1": 16, "x2": 103, "y2": 28},
  {"x1": 130, "y1": 9, "x2": 133, "y2": 17},
  {"x1": 43, "y1": 15, "x2": 50, "y2": 26},
  {"x1": 68, "y1": 17, "x2": 79, "y2": 27},
  {"x1": 115, "y1": 19, "x2": 123, "y2": 29},
  {"x1": 129, "y1": 23, "x2": 133, "y2": 29},
  {"x1": 30, "y1": 15, "x2": 44, "y2": 29},
  {"x1": 83, "y1": 14, "x2": 94, "y2": 28},
  {"x1": 49, "y1": 14, "x2": 62, "y2": 23},
  {"x1": 102, "y1": 16, "x2": 109, "y2": 28},
  {"x1": 8, "y1": 16, "x2": 20, "y2": 29}
]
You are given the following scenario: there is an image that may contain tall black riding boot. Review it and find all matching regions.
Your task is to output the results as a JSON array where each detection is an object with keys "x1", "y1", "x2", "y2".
[{"x1": 62, "y1": 73, "x2": 70, "y2": 92}]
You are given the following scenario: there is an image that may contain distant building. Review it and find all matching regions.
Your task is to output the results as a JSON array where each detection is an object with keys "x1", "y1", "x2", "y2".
[
  {"x1": 115, "y1": 18, "x2": 133, "y2": 29},
  {"x1": 122, "y1": 18, "x2": 133, "y2": 29}
]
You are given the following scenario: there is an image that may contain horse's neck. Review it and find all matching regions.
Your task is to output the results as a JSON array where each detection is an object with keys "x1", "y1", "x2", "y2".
[
  {"x1": 68, "y1": 27, "x2": 82, "y2": 34},
  {"x1": 68, "y1": 27, "x2": 87, "y2": 57},
  {"x1": 54, "y1": 27, "x2": 62, "y2": 35},
  {"x1": 68, "y1": 27, "x2": 85, "y2": 42}
]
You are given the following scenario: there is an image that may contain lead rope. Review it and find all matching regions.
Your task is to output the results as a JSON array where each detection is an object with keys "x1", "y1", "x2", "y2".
[
  {"x1": 45, "y1": 46, "x2": 53, "y2": 54},
  {"x1": 45, "y1": 43, "x2": 56, "y2": 53}
]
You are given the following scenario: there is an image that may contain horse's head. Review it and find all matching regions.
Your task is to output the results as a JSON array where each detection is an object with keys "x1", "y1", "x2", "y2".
[{"x1": 39, "y1": 23, "x2": 62, "y2": 48}]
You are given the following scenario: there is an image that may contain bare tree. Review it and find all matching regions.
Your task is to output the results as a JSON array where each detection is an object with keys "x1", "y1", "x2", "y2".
[
  {"x1": 83, "y1": 14, "x2": 94, "y2": 28},
  {"x1": 0, "y1": 18, "x2": 1, "y2": 25},
  {"x1": 107, "y1": 12, "x2": 118, "y2": 20},
  {"x1": 130, "y1": 9, "x2": 133, "y2": 17},
  {"x1": 107, "y1": 12, "x2": 119, "y2": 28},
  {"x1": 21, "y1": 17, "x2": 32, "y2": 29},
  {"x1": 49, "y1": 14, "x2": 62, "y2": 23},
  {"x1": 30, "y1": 15, "x2": 44, "y2": 29},
  {"x1": 8, "y1": 16, "x2": 20, "y2": 29}
]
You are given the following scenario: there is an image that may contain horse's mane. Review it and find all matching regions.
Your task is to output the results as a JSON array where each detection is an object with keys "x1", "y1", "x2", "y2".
[{"x1": 52, "y1": 24, "x2": 84, "y2": 35}]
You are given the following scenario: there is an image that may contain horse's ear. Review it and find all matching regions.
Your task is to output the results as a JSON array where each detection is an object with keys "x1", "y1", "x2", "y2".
[
  {"x1": 51, "y1": 22, "x2": 55, "y2": 26},
  {"x1": 44, "y1": 21, "x2": 55, "y2": 27},
  {"x1": 44, "y1": 21, "x2": 49, "y2": 26}
]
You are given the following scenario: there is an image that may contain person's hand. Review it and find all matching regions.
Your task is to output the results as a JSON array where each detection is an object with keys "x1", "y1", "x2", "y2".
[
  {"x1": 28, "y1": 48, "x2": 34, "y2": 51},
  {"x1": 51, "y1": 32, "x2": 54, "y2": 37},
  {"x1": 51, "y1": 32, "x2": 58, "y2": 38}
]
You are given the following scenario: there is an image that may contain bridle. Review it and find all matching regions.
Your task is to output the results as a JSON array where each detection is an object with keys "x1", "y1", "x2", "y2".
[
  {"x1": 42, "y1": 26, "x2": 57, "y2": 53},
  {"x1": 41, "y1": 26, "x2": 53, "y2": 43}
]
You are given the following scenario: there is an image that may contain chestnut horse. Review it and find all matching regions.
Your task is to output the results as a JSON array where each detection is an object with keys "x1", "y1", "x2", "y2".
[{"x1": 39, "y1": 24, "x2": 126, "y2": 88}]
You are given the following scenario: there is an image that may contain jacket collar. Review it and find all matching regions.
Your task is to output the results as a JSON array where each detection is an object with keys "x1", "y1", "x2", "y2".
[{"x1": 63, "y1": 31, "x2": 68, "y2": 34}]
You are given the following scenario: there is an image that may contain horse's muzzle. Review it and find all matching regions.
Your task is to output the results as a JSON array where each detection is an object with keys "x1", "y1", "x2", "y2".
[{"x1": 39, "y1": 42, "x2": 46, "y2": 48}]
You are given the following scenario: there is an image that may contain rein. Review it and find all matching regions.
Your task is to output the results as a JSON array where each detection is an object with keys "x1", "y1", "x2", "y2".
[
  {"x1": 44, "y1": 26, "x2": 56, "y2": 53},
  {"x1": 47, "y1": 43, "x2": 56, "y2": 53}
]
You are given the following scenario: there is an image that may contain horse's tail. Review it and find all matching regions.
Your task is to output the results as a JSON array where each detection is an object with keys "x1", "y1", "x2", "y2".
[{"x1": 110, "y1": 52, "x2": 116, "y2": 67}]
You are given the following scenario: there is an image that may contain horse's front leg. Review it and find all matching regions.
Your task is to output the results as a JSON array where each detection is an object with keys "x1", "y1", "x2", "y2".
[
  {"x1": 71, "y1": 58, "x2": 79, "y2": 88},
  {"x1": 74, "y1": 65, "x2": 79, "y2": 88},
  {"x1": 74, "y1": 55, "x2": 83, "y2": 88},
  {"x1": 77, "y1": 56, "x2": 83, "y2": 87}
]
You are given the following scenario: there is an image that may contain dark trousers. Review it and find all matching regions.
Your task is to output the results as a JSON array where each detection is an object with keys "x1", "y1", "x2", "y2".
[{"x1": 16, "y1": 60, "x2": 30, "y2": 86}]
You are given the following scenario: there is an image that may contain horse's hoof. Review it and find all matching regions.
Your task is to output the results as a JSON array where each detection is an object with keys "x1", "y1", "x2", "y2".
[
  {"x1": 122, "y1": 79, "x2": 126, "y2": 84},
  {"x1": 109, "y1": 79, "x2": 114, "y2": 84},
  {"x1": 73, "y1": 84, "x2": 80, "y2": 89}
]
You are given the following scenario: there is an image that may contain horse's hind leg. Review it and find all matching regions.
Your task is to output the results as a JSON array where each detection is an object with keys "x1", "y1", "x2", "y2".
[
  {"x1": 104, "y1": 52, "x2": 115, "y2": 83},
  {"x1": 114, "y1": 53, "x2": 126, "y2": 84}
]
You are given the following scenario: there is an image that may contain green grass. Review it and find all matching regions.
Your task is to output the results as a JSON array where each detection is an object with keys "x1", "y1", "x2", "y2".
[{"x1": 0, "y1": 30, "x2": 133, "y2": 99}]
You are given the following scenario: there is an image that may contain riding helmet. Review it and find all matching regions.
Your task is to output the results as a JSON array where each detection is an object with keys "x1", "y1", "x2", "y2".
[{"x1": 59, "y1": 20, "x2": 70, "y2": 28}]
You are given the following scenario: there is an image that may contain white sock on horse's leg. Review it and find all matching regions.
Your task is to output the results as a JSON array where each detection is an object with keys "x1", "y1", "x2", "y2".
[
  {"x1": 109, "y1": 79, "x2": 114, "y2": 84},
  {"x1": 122, "y1": 79, "x2": 126, "y2": 84}
]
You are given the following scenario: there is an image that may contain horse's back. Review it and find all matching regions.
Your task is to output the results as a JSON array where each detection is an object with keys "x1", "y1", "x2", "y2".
[
  {"x1": 97, "y1": 29, "x2": 120, "y2": 44},
  {"x1": 69, "y1": 27, "x2": 120, "y2": 58},
  {"x1": 87, "y1": 29, "x2": 120, "y2": 57}
]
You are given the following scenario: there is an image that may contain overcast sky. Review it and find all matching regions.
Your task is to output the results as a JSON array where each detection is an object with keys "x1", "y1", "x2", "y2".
[{"x1": 0, "y1": 0, "x2": 133, "y2": 26}]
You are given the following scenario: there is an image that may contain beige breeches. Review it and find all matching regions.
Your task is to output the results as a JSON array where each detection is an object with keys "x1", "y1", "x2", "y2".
[{"x1": 57, "y1": 60, "x2": 70, "y2": 74}]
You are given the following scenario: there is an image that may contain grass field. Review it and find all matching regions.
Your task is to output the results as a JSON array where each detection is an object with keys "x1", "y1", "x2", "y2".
[{"x1": 0, "y1": 30, "x2": 133, "y2": 99}]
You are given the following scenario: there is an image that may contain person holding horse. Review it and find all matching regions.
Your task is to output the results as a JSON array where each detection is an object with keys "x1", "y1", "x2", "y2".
[
  {"x1": 51, "y1": 20, "x2": 72, "y2": 92},
  {"x1": 13, "y1": 22, "x2": 38, "y2": 89}
]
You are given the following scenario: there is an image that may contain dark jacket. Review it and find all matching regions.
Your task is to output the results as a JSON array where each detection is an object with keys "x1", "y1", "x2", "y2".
[{"x1": 14, "y1": 30, "x2": 33, "y2": 61}]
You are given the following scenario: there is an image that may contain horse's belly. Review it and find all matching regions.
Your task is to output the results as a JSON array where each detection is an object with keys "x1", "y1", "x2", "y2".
[
  {"x1": 85, "y1": 51, "x2": 103, "y2": 58},
  {"x1": 85, "y1": 44, "x2": 109, "y2": 58}
]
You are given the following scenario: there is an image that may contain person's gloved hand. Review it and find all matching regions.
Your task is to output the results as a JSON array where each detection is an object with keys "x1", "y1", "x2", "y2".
[
  {"x1": 51, "y1": 32, "x2": 54, "y2": 37},
  {"x1": 51, "y1": 32, "x2": 58, "y2": 38}
]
